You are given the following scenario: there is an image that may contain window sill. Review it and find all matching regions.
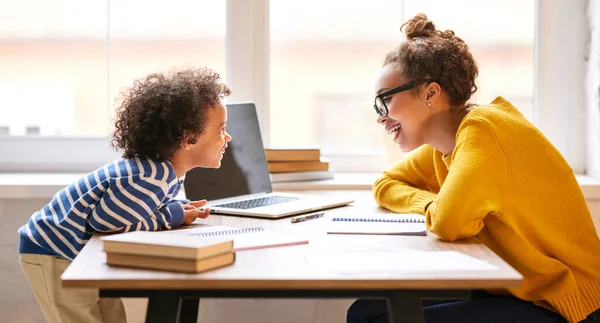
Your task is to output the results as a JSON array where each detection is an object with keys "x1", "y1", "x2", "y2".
[
  {"x1": 273, "y1": 173, "x2": 600, "y2": 201},
  {"x1": 0, "y1": 172, "x2": 599, "y2": 201}
]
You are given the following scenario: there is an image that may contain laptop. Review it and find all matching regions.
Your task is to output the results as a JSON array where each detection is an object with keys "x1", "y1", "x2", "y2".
[{"x1": 183, "y1": 102, "x2": 354, "y2": 219}]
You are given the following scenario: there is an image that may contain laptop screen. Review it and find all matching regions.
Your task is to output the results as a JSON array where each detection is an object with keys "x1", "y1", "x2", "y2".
[{"x1": 183, "y1": 103, "x2": 273, "y2": 201}]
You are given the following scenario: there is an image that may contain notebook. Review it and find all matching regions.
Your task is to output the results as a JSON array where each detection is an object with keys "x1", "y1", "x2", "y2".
[
  {"x1": 167, "y1": 225, "x2": 309, "y2": 251},
  {"x1": 101, "y1": 231, "x2": 233, "y2": 260},
  {"x1": 183, "y1": 103, "x2": 354, "y2": 219},
  {"x1": 327, "y1": 214, "x2": 427, "y2": 236}
]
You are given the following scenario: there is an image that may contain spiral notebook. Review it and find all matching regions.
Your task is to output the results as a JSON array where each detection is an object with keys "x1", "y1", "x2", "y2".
[
  {"x1": 179, "y1": 225, "x2": 309, "y2": 251},
  {"x1": 327, "y1": 214, "x2": 427, "y2": 236}
]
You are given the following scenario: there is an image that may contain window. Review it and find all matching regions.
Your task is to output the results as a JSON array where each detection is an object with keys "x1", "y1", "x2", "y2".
[
  {"x1": 268, "y1": 1, "x2": 401, "y2": 170},
  {"x1": 0, "y1": 0, "x2": 225, "y2": 137},
  {"x1": 0, "y1": 0, "x2": 590, "y2": 175},
  {"x1": 0, "y1": 0, "x2": 225, "y2": 171},
  {"x1": 269, "y1": 0, "x2": 535, "y2": 169},
  {"x1": 108, "y1": 1, "x2": 226, "y2": 130},
  {"x1": 0, "y1": 1, "x2": 108, "y2": 136},
  {"x1": 403, "y1": 0, "x2": 535, "y2": 119}
]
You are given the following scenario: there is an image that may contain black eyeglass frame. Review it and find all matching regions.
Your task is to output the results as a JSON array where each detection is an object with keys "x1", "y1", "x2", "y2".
[{"x1": 373, "y1": 81, "x2": 416, "y2": 118}]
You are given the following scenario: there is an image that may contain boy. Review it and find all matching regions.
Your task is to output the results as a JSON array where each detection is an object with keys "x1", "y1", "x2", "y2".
[{"x1": 17, "y1": 67, "x2": 232, "y2": 323}]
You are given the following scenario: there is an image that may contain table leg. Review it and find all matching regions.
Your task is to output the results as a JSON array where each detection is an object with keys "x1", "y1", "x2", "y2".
[
  {"x1": 388, "y1": 291, "x2": 424, "y2": 323},
  {"x1": 145, "y1": 292, "x2": 182, "y2": 323},
  {"x1": 179, "y1": 297, "x2": 200, "y2": 323}
]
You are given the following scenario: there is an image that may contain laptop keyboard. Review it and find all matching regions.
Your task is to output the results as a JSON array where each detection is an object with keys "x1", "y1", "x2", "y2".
[{"x1": 212, "y1": 195, "x2": 301, "y2": 210}]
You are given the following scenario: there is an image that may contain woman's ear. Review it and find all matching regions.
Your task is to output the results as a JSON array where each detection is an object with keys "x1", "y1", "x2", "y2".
[{"x1": 423, "y1": 82, "x2": 442, "y2": 105}]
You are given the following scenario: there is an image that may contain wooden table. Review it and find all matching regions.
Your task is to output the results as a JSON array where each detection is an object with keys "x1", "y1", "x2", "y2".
[{"x1": 61, "y1": 190, "x2": 522, "y2": 323}]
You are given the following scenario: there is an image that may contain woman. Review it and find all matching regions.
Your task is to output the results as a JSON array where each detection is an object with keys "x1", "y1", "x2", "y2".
[{"x1": 347, "y1": 13, "x2": 600, "y2": 323}]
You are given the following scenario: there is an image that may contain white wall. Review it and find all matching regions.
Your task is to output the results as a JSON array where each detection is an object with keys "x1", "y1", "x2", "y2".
[{"x1": 586, "y1": 0, "x2": 600, "y2": 178}]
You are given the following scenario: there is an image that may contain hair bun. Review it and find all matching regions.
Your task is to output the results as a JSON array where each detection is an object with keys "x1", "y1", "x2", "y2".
[{"x1": 401, "y1": 13, "x2": 436, "y2": 40}]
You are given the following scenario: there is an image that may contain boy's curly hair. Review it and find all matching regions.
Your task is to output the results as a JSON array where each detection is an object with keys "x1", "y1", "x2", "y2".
[{"x1": 111, "y1": 67, "x2": 231, "y2": 161}]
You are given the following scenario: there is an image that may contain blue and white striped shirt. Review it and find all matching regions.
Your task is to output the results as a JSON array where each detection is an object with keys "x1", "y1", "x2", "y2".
[{"x1": 18, "y1": 157, "x2": 187, "y2": 260}]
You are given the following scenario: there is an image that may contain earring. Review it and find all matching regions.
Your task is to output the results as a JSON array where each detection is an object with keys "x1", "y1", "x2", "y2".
[
  {"x1": 189, "y1": 138, "x2": 196, "y2": 145},
  {"x1": 427, "y1": 102, "x2": 431, "y2": 107}
]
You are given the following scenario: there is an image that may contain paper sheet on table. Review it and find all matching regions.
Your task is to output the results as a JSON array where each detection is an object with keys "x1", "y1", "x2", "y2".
[
  {"x1": 307, "y1": 241, "x2": 419, "y2": 254},
  {"x1": 305, "y1": 249, "x2": 498, "y2": 275}
]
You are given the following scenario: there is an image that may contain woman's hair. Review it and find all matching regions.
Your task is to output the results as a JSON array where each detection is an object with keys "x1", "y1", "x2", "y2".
[
  {"x1": 384, "y1": 13, "x2": 478, "y2": 107},
  {"x1": 111, "y1": 67, "x2": 231, "y2": 161}
]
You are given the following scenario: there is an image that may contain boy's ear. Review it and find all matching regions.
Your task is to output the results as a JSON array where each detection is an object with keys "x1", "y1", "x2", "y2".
[{"x1": 181, "y1": 135, "x2": 197, "y2": 151}]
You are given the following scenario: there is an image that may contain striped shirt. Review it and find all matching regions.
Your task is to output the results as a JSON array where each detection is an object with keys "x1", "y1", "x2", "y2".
[{"x1": 18, "y1": 157, "x2": 187, "y2": 260}]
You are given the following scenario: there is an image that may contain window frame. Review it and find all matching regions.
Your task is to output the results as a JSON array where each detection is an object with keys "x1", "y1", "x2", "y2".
[{"x1": 0, "y1": 0, "x2": 589, "y2": 174}]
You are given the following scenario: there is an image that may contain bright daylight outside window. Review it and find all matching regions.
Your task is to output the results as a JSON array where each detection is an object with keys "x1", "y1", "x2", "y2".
[
  {"x1": 0, "y1": 0, "x2": 225, "y2": 137},
  {"x1": 269, "y1": 0, "x2": 534, "y2": 166}
]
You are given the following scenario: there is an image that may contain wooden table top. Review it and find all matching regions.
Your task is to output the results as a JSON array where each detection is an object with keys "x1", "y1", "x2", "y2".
[{"x1": 61, "y1": 190, "x2": 522, "y2": 291}]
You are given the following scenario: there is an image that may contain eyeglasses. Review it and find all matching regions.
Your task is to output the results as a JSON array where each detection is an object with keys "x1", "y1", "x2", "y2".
[{"x1": 373, "y1": 81, "x2": 416, "y2": 118}]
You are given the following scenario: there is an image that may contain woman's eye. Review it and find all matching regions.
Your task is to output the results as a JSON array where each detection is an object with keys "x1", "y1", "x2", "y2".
[{"x1": 383, "y1": 97, "x2": 392, "y2": 104}]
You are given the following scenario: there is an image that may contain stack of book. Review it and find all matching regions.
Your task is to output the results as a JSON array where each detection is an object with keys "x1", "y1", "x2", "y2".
[
  {"x1": 264, "y1": 147, "x2": 334, "y2": 183},
  {"x1": 101, "y1": 231, "x2": 235, "y2": 273}
]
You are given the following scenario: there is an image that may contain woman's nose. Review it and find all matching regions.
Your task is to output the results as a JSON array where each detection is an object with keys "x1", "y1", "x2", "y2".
[{"x1": 377, "y1": 116, "x2": 387, "y2": 124}]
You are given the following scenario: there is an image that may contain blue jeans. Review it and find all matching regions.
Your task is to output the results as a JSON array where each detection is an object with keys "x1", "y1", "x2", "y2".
[{"x1": 347, "y1": 291, "x2": 600, "y2": 323}]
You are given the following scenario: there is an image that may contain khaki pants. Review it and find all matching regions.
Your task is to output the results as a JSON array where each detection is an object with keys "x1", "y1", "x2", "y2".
[{"x1": 19, "y1": 253, "x2": 127, "y2": 323}]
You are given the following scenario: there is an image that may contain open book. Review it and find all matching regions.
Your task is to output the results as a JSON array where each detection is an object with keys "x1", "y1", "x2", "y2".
[
  {"x1": 327, "y1": 214, "x2": 427, "y2": 236},
  {"x1": 168, "y1": 225, "x2": 309, "y2": 251}
]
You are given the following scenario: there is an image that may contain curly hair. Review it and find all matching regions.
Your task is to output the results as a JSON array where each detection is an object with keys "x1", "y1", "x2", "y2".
[
  {"x1": 384, "y1": 13, "x2": 479, "y2": 107},
  {"x1": 111, "y1": 67, "x2": 231, "y2": 161}
]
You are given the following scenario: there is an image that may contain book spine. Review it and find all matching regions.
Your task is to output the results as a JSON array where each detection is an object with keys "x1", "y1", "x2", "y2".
[{"x1": 269, "y1": 170, "x2": 334, "y2": 183}]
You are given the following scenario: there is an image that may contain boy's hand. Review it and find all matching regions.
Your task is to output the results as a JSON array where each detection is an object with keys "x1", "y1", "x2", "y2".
[
  {"x1": 188, "y1": 200, "x2": 211, "y2": 219},
  {"x1": 182, "y1": 204, "x2": 200, "y2": 225},
  {"x1": 180, "y1": 200, "x2": 211, "y2": 225}
]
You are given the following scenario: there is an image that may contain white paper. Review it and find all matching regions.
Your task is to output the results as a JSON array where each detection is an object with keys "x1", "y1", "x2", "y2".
[
  {"x1": 164, "y1": 225, "x2": 308, "y2": 251},
  {"x1": 305, "y1": 249, "x2": 498, "y2": 276}
]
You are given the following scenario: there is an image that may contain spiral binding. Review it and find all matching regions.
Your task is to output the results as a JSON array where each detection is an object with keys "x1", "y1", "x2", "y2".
[
  {"x1": 186, "y1": 227, "x2": 264, "y2": 237},
  {"x1": 331, "y1": 217, "x2": 425, "y2": 223}
]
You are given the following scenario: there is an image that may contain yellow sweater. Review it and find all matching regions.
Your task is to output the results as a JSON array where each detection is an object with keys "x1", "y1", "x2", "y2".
[{"x1": 374, "y1": 97, "x2": 600, "y2": 322}]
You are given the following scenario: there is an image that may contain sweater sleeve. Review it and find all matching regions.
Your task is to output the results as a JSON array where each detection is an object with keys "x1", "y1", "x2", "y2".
[
  {"x1": 426, "y1": 118, "x2": 506, "y2": 241},
  {"x1": 87, "y1": 177, "x2": 185, "y2": 233},
  {"x1": 373, "y1": 144, "x2": 439, "y2": 214}
]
